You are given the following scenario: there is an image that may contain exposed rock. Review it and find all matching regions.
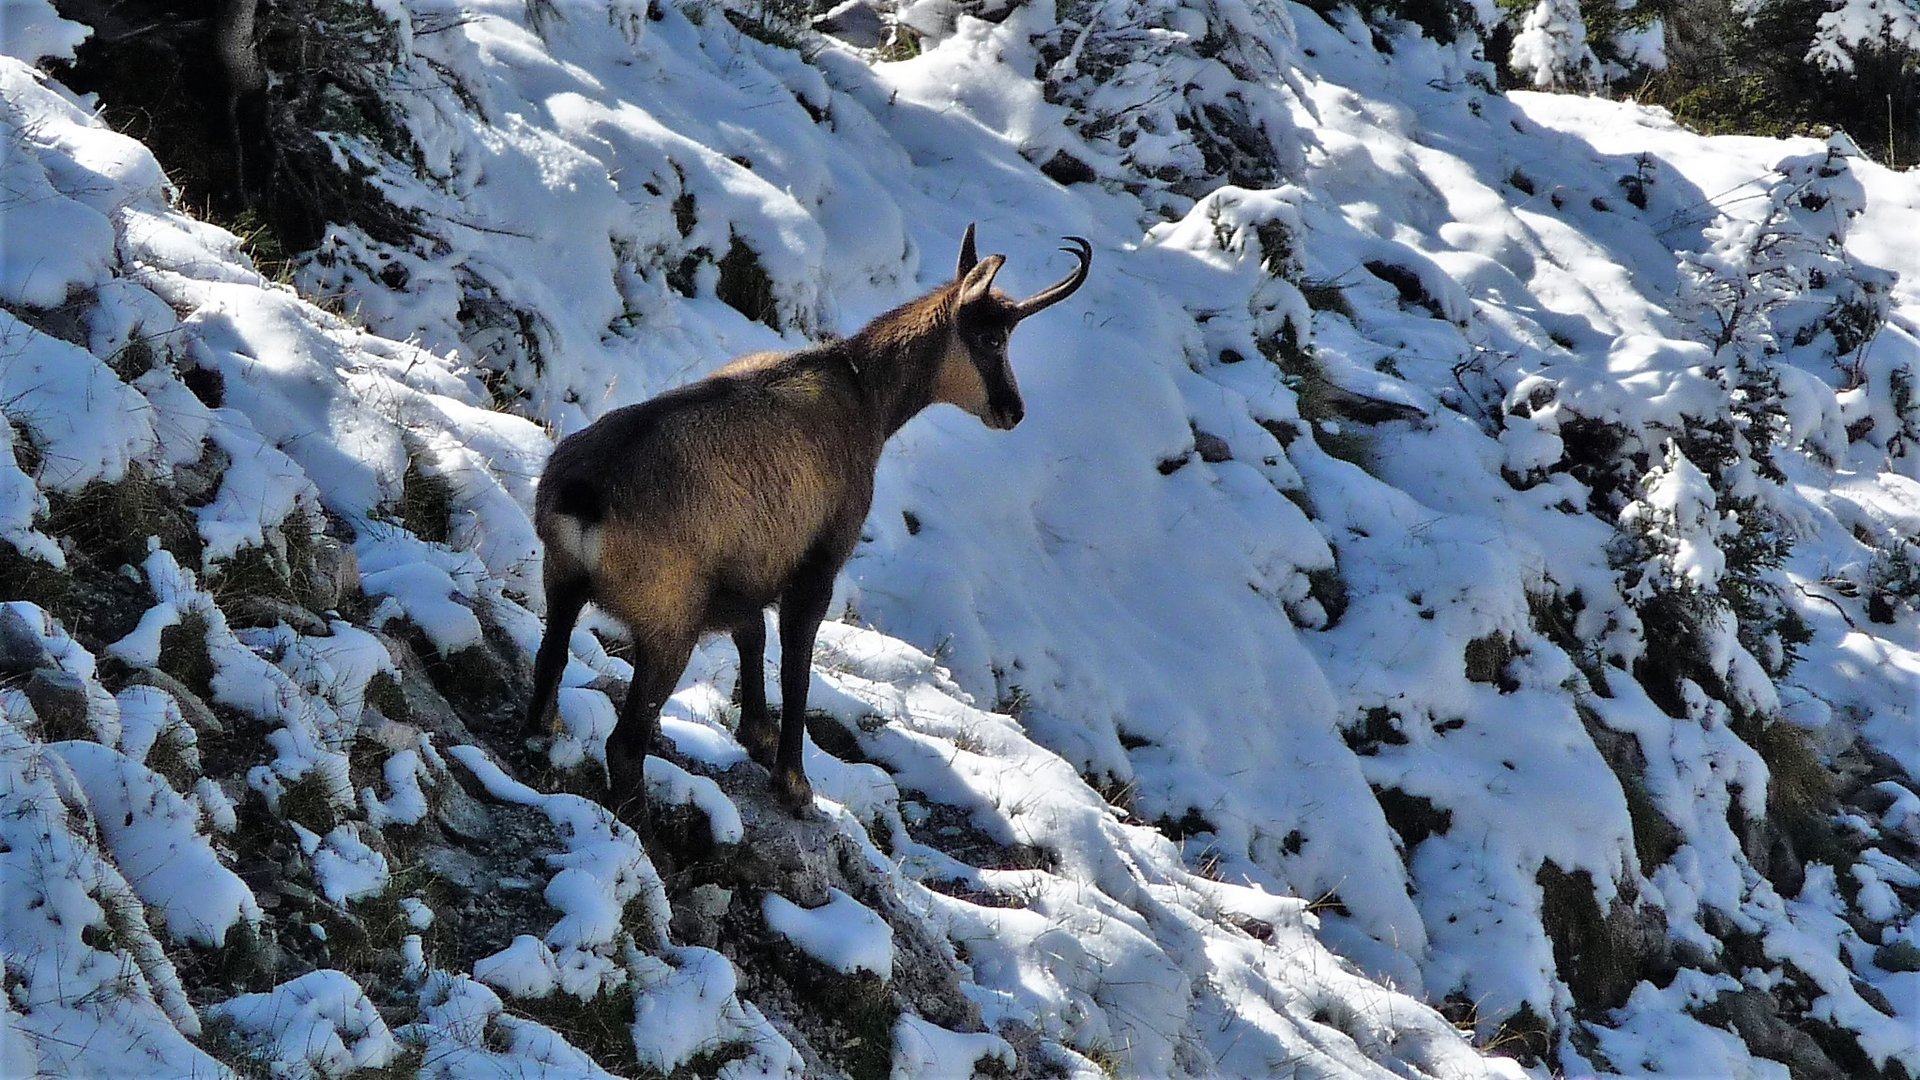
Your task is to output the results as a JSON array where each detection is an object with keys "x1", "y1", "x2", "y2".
[
  {"x1": 223, "y1": 594, "x2": 331, "y2": 635},
  {"x1": 24, "y1": 669, "x2": 91, "y2": 741},
  {"x1": 377, "y1": 631, "x2": 480, "y2": 748},
  {"x1": 1537, "y1": 864, "x2": 1673, "y2": 1015},
  {"x1": 1193, "y1": 429, "x2": 1233, "y2": 463},
  {"x1": 120, "y1": 666, "x2": 224, "y2": 735},
  {"x1": 1700, "y1": 987, "x2": 1843, "y2": 1080},
  {"x1": 1040, "y1": 150, "x2": 1099, "y2": 186},
  {"x1": 1875, "y1": 941, "x2": 1920, "y2": 973},
  {"x1": 359, "y1": 715, "x2": 424, "y2": 754},
  {"x1": 307, "y1": 535, "x2": 359, "y2": 612},
  {"x1": 432, "y1": 776, "x2": 494, "y2": 845},
  {"x1": 0, "y1": 605, "x2": 54, "y2": 673},
  {"x1": 418, "y1": 843, "x2": 496, "y2": 896},
  {"x1": 669, "y1": 884, "x2": 732, "y2": 949},
  {"x1": 1852, "y1": 977, "x2": 1896, "y2": 1015}
]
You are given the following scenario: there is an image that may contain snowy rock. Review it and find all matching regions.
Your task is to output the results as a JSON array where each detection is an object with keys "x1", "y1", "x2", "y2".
[
  {"x1": 1193, "y1": 429, "x2": 1233, "y2": 463},
  {"x1": 0, "y1": 605, "x2": 53, "y2": 673},
  {"x1": 473, "y1": 934, "x2": 561, "y2": 998},
  {"x1": 1701, "y1": 987, "x2": 1844, "y2": 1079},
  {"x1": 764, "y1": 888, "x2": 895, "y2": 979},
  {"x1": 814, "y1": 0, "x2": 888, "y2": 47},
  {"x1": 23, "y1": 669, "x2": 89, "y2": 738},
  {"x1": 891, "y1": 1013, "x2": 1014, "y2": 1078},
  {"x1": 120, "y1": 667, "x2": 223, "y2": 735},
  {"x1": 169, "y1": 438, "x2": 228, "y2": 506}
]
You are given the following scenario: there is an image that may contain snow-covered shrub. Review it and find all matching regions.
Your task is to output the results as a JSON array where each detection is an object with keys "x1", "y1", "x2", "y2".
[
  {"x1": 1681, "y1": 137, "x2": 1889, "y2": 371},
  {"x1": 1501, "y1": 0, "x2": 1669, "y2": 88},
  {"x1": 1611, "y1": 429, "x2": 1804, "y2": 709},
  {"x1": 1037, "y1": 0, "x2": 1314, "y2": 216},
  {"x1": 1808, "y1": 0, "x2": 1920, "y2": 76},
  {"x1": 1508, "y1": 0, "x2": 1602, "y2": 89},
  {"x1": 1596, "y1": 377, "x2": 1804, "y2": 708},
  {"x1": 1863, "y1": 531, "x2": 1920, "y2": 618}
]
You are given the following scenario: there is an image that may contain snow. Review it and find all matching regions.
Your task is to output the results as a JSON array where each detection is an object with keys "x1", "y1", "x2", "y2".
[
  {"x1": 50, "y1": 739, "x2": 261, "y2": 947},
  {"x1": 362, "y1": 746, "x2": 434, "y2": 826},
  {"x1": 891, "y1": 1012, "x2": 1014, "y2": 1079},
  {"x1": 472, "y1": 933, "x2": 564, "y2": 999},
  {"x1": 400, "y1": 972, "x2": 621, "y2": 1079},
  {"x1": 629, "y1": 946, "x2": 807, "y2": 1077},
  {"x1": 207, "y1": 970, "x2": 401, "y2": 1079},
  {"x1": 763, "y1": 888, "x2": 896, "y2": 979},
  {"x1": 309, "y1": 823, "x2": 392, "y2": 906},
  {"x1": 0, "y1": 717, "x2": 219, "y2": 1077},
  {"x1": 0, "y1": 311, "x2": 155, "y2": 491},
  {"x1": 3, "y1": 0, "x2": 1919, "y2": 1074},
  {"x1": 0, "y1": 0, "x2": 89, "y2": 62},
  {"x1": 645, "y1": 755, "x2": 746, "y2": 844}
]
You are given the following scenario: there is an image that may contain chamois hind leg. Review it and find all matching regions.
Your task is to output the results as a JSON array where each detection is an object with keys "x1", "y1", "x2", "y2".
[
  {"x1": 773, "y1": 564, "x2": 834, "y2": 814},
  {"x1": 733, "y1": 617, "x2": 775, "y2": 768},
  {"x1": 604, "y1": 635, "x2": 695, "y2": 831},
  {"x1": 526, "y1": 570, "x2": 590, "y2": 737}
]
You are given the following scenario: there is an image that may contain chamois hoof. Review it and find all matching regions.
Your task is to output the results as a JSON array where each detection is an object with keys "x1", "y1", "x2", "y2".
[
  {"x1": 773, "y1": 767, "x2": 816, "y2": 818},
  {"x1": 745, "y1": 742, "x2": 779, "y2": 772},
  {"x1": 604, "y1": 746, "x2": 651, "y2": 834},
  {"x1": 737, "y1": 719, "x2": 779, "y2": 770}
]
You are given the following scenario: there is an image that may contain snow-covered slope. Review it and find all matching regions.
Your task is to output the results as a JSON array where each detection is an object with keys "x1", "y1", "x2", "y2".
[{"x1": 3, "y1": 0, "x2": 1917, "y2": 1075}]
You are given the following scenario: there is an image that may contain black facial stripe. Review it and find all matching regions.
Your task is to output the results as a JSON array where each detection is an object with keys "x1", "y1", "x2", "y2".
[
  {"x1": 983, "y1": 363, "x2": 1021, "y2": 411},
  {"x1": 972, "y1": 348, "x2": 1010, "y2": 384}
]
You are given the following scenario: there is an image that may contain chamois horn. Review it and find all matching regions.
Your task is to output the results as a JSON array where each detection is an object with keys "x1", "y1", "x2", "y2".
[{"x1": 1012, "y1": 236, "x2": 1093, "y2": 319}]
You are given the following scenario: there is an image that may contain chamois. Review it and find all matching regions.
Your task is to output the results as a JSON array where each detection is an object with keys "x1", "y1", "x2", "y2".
[{"x1": 527, "y1": 226, "x2": 1092, "y2": 821}]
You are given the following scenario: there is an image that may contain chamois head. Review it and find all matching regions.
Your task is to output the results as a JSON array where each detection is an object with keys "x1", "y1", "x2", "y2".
[{"x1": 935, "y1": 225, "x2": 1093, "y2": 430}]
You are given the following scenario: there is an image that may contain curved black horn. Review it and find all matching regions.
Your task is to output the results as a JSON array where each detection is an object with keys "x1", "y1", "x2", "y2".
[
  {"x1": 1012, "y1": 236, "x2": 1092, "y2": 319},
  {"x1": 956, "y1": 223, "x2": 979, "y2": 277}
]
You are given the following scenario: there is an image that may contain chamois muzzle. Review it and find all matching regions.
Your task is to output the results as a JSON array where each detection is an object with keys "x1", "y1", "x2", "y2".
[{"x1": 1012, "y1": 236, "x2": 1093, "y2": 320}]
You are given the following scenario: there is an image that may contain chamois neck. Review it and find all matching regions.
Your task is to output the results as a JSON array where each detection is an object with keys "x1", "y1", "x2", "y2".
[{"x1": 841, "y1": 285, "x2": 960, "y2": 439}]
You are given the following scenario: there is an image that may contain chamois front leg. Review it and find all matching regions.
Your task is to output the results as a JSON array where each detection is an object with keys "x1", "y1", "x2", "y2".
[
  {"x1": 733, "y1": 618, "x2": 776, "y2": 768},
  {"x1": 604, "y1": 638, "x2": 694, "y2": 832},
  {"x1": 773, "y1": 566, "x2": 834, "y2": 814}
]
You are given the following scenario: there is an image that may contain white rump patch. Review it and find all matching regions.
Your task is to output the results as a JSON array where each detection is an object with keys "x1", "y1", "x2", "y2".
[{"x1": 550, "y1": 513, "x2": 604, "y2": 572}]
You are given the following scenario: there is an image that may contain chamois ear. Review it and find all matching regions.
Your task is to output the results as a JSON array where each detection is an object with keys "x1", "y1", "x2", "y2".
[
  {"x1": 956, "y1": 223, "x2": 979, "y2": 277},
  {"x1": 957, "y1": 253, "x2": 1005, "y2": 307}
]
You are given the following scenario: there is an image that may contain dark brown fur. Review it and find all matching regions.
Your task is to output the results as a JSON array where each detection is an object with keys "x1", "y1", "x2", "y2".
[{"x1": 527, "y1": 227, "x2": 1090, "y2": 821}]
